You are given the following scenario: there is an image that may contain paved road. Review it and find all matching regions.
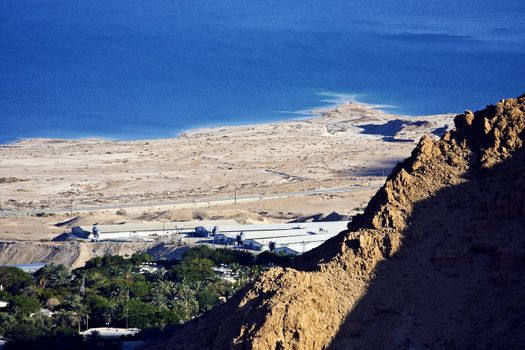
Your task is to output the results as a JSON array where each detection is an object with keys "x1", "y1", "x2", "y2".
[{"x1": 0, "y1": 184, "x2": 380, "y2": 217}]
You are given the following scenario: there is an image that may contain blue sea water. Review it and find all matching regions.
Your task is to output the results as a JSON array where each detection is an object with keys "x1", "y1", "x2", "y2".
[{"x1": 1, "y1": 0, "x2": 524, "y2": 144}]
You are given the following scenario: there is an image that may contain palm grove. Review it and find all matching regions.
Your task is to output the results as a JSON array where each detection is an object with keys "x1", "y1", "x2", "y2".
[{"x1": 0, "y1": 246, "x2": 291, "y2": 348}]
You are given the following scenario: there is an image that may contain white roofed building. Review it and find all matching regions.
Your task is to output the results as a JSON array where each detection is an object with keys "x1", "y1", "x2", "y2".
[
  {"x1": 71, "y1": 219, "x2": 239, "y2": 241},
  {"x1": 244, "y1": 232, "x2": 339, "y2": 254}
]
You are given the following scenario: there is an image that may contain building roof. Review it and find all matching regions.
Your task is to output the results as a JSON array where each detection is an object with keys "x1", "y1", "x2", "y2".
[
  {"x1": 222, "y1": 229, "x2": 314, "y2": 240},
  {"x1": 249, "y1": 232, "x2": 339, "y2": 246},
  {"x1": 79, "y1": 327, "x2": 140, "y2": 338},
  {"x1": 218, "y1": 221, "x2": 348, "y2": 239},
  {"x1": 216, "y1": 221, "x2": 348, "y2": 235},
  {"x1": 75, "y1": 219, "x2": 239, "y2": 234}
]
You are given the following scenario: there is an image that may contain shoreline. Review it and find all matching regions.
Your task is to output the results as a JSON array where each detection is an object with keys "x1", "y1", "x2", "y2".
[
  {"x1": 0, "y1": 101, "x2": 454, "y2": 241},
  {"x1": 0, "y1": 101, "x2": 455, "y2": 208},
  {"x1": 2, "y1": 93, "x2": 429, "y2": 146}
]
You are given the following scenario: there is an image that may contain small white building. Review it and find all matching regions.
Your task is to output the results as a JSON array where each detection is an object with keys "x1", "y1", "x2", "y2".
[
  {"x1": 30, "y1": 308, "x2": 54, "y2": 318},
  {"x1": 80, "y1": 327, "x2": 140, "y2": 339},
  {"x1": 245, "y1": 233, "x2": 339, "y2": 254},
  {"x1": 138, "y1": 263, "x2": 162, "y2": 274},
  {"x1": 0, "y1": 337, "x2": 7, "y2": 350}
]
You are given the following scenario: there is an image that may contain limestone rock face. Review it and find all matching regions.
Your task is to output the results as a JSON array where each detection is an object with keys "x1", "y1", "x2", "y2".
[{"x1": 146, "y1": 95, "x2": 525, "y2": 350}]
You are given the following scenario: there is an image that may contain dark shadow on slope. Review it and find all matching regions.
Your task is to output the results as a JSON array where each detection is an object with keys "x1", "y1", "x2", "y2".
[
  {"x1": 338, "y1": 158, "x2": 401, "y2": 177},
  {"x1": 431, "y1": 125, "x2": 450, "y2": 137},
  {"x1": 359, "y1": 120, "x2": 427, "y2": 138},
  {"x1": 145, "y1": 97, "x2": 525, "y2": 349},
  {"x1": 380, "y1": 136, "x2": 413, "y2": 142},
  {"x1": 142, "y1": 280, "x2": 280, "y2": 350},
  {"x1": 54, "y1": 216, "x2": 80, "y2": 227},
  {"x1": 359, "y1": 120, "x2": 407, "y2": 137},
  {"x1": 346, "y1": 166, "x2": 395, "y2": 177},
  {"x1": 326, "y1": 148, "x2": 525, "y2": 349},
  {"x1": 289, "y1": 211, "x2": 350, "y2": 223}
]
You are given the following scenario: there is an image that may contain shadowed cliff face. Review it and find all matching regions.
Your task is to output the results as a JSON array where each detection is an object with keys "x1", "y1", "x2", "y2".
[{"x1": 145, "y1": 95, "x2": 525, "y2": 350}]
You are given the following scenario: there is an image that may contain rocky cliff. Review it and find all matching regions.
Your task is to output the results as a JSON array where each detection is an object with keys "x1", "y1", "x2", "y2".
[{"x1": 147, "y1": 95, "x2": 525, "y2": 349}]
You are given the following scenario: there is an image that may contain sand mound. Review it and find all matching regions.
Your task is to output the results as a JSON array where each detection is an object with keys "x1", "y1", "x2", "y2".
[
  {"x1": 135, "y1": 210, "x2": 196, "y2": 222},
  {"x1": 207, "y1": 210, "x2": 268, "y2": 224},
  {"x1": 54, "y1": 216, "x2": 81, "y2": 228},
  {"x1": 147, "y1": 95, "x2": 525, "y2": 349},
  {"x1": 54, "y1": 213, "x2": 127, "y2": 228},
  {"x1": 133, "y1": 208, "x2": 267, "y2": 224},
  {"x1": 291, "y1": 211, "x2": 350, "y2": 223},
  {"x1": 0, "y1": 241, "x2": 160, "y2": 269}
]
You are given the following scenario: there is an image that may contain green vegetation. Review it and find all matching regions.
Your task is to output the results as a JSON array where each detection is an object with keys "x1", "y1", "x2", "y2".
[{"x1": 0, "y1": 246, "x2": 292, "y2": 348}]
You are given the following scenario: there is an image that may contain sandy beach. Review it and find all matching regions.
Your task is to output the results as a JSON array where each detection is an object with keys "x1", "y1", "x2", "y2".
[{"x1": 0, "y1": 102, "x2": 454, "y2": 241}]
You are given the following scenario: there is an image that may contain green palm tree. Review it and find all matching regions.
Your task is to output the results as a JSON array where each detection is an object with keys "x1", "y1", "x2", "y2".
[
  {"x1": 235, "y1": 266, "x2": 251, "y2": 288},
  {"x1": 150, "y1": 279, "x2": 175, "y2": 310},
  {"x1": 108, "y1": 265, "x2": 123, "y2": 277},
  {"x1": 102, "y1": 300, "x2": 118, "y2": 326},
  {"x1": 249, "y1": 265, "x2": 263, "y2": 278},
  {"x1": 65, "y1": 294, "x2": 89, "y2": 332},
  {"x1": 120, "y1": 265, "x2": 134, "y2": 286},
  {"x1": 173, "y1": 283, "x2": 198, "y2": 322},
  {"x1": 53, "y1": 310, "x2": 78, "y2": 329},
  {"x1": 110, "y1": 287, "x2": 130, "y2": 328},
  {"x1": 153, "y1": 280, "x2": 176, "y2": 298},
  {"x1": 229, "y1": 262, "x2": 240, "y2": 274},
  {"x1": 151, "y1": 292, "x2": 169, "y2": 310},
  {"x1": 78, "y1": 302, "x2": 90, "y2": 331},
  {"x1": 188, "y1": 280, "x2": 203, "y2": 292},
  {"x1": 152, "y1": 269, "x2": 165, "y2": 281},
  {"x1": 87, "y1": 270, "x2": 108, "y2": 286},
  {"x1": 35, "y1": 264, "x2": 71, "y2": 288}
]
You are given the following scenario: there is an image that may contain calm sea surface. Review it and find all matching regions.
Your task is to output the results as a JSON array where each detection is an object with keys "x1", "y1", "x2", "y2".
[{"x1": 1, "y1": 0, "x2": 524, "y2": 143}]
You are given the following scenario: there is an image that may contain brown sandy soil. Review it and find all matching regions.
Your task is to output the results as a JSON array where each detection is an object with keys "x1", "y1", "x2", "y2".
[
  {"x1": 0, "y1": 216, "x2": 64, "y2": 241},
  {"x1": 0, "y1": 240, "x2": 187, "y2": 269},
  {"x1": 145, "y1": 96, "x2": 525, "y2": 350},
  {"x1": 0, "y1": 186, "x2": 377, "y2": 241},
  {"x1": 0, "y1": 103, "x2": 452, "y2": 212},
  {"x1": 0, "y1": 102, "x2": 453, "y2": 242}
]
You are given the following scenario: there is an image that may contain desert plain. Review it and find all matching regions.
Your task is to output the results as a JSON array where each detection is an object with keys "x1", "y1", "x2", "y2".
[{"x1": 0, "y1": 102, "x2": 454, "y2": 244}]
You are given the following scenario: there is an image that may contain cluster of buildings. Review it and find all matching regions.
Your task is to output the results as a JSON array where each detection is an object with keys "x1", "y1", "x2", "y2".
[
  {"x1": 202, "y1": 222, "x2": 347, "y2": 255},
  {"x1": 70, "y1": 220, "x2": 348, "y2": 256}
]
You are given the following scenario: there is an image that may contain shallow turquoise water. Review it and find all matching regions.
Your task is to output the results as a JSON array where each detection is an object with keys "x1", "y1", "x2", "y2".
[{"x1": 1, "y1": 0, "x2": 524, "y2": 143}]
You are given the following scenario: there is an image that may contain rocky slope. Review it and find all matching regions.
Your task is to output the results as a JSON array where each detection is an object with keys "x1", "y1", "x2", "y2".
[
  {"x1": 0, "y1": 241, "x2": 187, "y2": 269},
  {"x1": 146, "y1": 95, "x2": 525, "y2": 350}
]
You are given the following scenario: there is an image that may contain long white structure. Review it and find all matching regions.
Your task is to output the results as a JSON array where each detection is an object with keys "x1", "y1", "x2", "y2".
[
  {"x1": 214, "y1": 222, "x2": 347, "y2": 239},
  {"x1": 214, "y1": 222, "x2": 347, "y2": 236},
  {"x1": 71, "y1": 220, "x2": 239, "y2": 240},
  {"x1": 69, "y1": 219, "x2": 348, "y2": 255},
  {"x1": 212, "y1": 221, "x2": 348, "y2": 254},
  {"x1": 79, "y1": 327, "x2": 140, "y2": 339}
]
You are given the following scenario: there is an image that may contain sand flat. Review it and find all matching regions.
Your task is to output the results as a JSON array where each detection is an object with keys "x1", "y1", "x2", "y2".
[{"x1": 0, "y1": 102, "x2": 454, "y2": 240}]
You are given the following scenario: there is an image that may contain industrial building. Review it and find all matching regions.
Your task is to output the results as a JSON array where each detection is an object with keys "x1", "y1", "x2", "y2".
[
  {"x1": 210, "y1": 221, "x2": 348, "y2": 253},
  {"x1": 69, "y1": 219, "x2": 348, "y2": 255},
  {"x1": 245, "y1": 233, "x2": 339, "y2": 254},
  {"x1": 211, "y1": 222, "x2": 347, "y2": 238},
  {"x1": 71, "y1": 220, "x2": 238, "y2": 241}
]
